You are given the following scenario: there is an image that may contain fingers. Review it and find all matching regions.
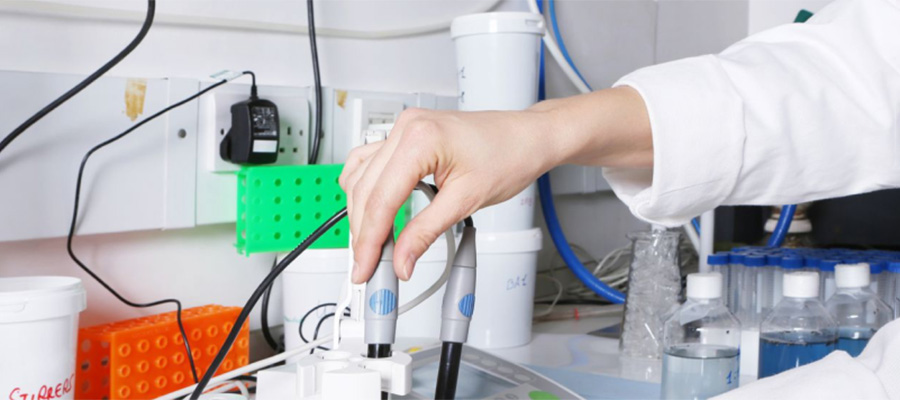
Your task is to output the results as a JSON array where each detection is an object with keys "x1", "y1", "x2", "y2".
[
  {"x1": 350, "y1": 121, "x2": 441, "y2": 283},
  {"x1": 393, "y1": 183, "x2": 477, "y2": 281}
]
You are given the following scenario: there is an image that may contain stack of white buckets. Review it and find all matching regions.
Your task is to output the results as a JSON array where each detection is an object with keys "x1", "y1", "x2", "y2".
[{"x1": 283, "y1": 12, "x2": 545, "y2": 351}]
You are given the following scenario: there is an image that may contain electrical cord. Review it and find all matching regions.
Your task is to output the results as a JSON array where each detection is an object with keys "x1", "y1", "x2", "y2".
[
  {"x1": 66, "y1": 71, "x2": 256, "y2": 385},
  {"x1": 306, "y1": 0, "x2": 324, "y2": 165},
  {"x1": 260, "y1": 256, "x2": 282, "y2": 353},
  {"x1": 190, "y1": 207, "x2": 348, "y2": 400},
  {"x1": 0, "y1": 0, "x2": 155, "y2": 159}
]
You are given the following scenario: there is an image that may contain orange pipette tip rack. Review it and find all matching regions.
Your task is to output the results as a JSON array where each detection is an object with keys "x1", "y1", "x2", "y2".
[{"x1": 76, "y1": 305, "x2": 250, "y2": 400}]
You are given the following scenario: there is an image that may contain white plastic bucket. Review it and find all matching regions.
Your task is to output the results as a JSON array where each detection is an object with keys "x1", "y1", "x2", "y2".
[
  {"x1": 282, "y1": 249, "x2": 349, "y2": 360},
  {"x1": 397, "y1": 237, "x2": 451, "y2": 339},
  {"x1": 0, "y1": 276, "x2": 86, "y2": 400},
  {"x1": 468, "y1": 228, "x2": 543, "y2": 348},
  {"x1": 452, "y1": 12, "x2": 544, "y2": 233}
]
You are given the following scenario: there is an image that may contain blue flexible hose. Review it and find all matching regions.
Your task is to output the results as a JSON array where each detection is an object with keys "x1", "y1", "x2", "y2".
[
  {"x1": 548, "y1": 0, "x2": 592, "y2": 90},
  {"x1": 538, "y1": 175, "x2": 626, "y2": 303},
  {"x1": 691, "y1": 218, "x2": 701, "y2": 235},
  {"x1": 767, "y1": 204, "x2": 797, "y2": 247}
]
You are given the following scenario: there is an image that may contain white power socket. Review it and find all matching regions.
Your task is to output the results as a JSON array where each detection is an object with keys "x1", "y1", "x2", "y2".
[
  {"x1": 350, "y1": 98, "x2": 404, "y2": 149},
  {"x1": 199, "y1": 83, "x2": 311, "y2": 173}
]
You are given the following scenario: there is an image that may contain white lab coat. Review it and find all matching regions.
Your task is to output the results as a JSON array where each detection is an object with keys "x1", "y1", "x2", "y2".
[
  {"x1": 605, "y1": 0, "x2": 900, "y2": 227},
  {"x1": 604, "y1": 0, "x2": 900, "y2": 398}
]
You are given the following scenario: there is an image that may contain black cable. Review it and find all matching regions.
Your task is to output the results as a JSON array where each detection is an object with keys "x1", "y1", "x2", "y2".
[
  {"x1": 306, "y1": 0, "x2": 324, "y2": 165},
  {"x1": 298, "y1": 302, "x2": 338, "y2": 344},
  {"x1": 368, "y1": 343, "x2": 392, "y2": 400},
  {"x1": 310, "y1": 312, "x2": 336, "y2": 354},
  {"x1": 0, "y1": 0, "x2": 156, "y2": 159},
  {"x1": 66, "y1": 72, "x2": 253, "y2": 384},
  {"x1": 231, "y1": 375, "x2": 258, "y2": 383},
  {"x1": 191, "y1": 207, "x2": 349, "y2": 400},
  {"x1": 435, "y1": 342, "x2": 463, "y2": 400},
  {"x1": 260, "y1": 256, "x2": 283, "y2": 352}
]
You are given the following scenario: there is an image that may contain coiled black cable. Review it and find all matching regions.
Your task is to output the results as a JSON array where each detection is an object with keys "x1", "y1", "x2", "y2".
[{"x1": 0, "y1": 0, "x2": 156, "y2": 159}]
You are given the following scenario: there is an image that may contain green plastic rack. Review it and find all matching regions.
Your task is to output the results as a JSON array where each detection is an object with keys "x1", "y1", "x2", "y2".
[{"x1": 236, "y1": 164, "x2": 409, "y2": 255}]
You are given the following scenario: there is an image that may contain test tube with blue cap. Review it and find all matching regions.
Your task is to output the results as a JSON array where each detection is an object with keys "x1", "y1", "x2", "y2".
[
  {"x1": 818, "y1": 259, "x2": 839, "y2": 301},
  {"x1": 887, "y1": 262, "x2": 900, "y2": 319},
  {"x1": 868, "y1": 261, "x2": 885, "y2": 295},
  {"x1": 707, "y1": 253, "x2": 730, "y2": 308},
  {"x1": 727, "y1": 252, "x2": 746, "y2": 315},
  {"x1": 736, "y1": 253, "x2": 766, "y2": 378}
]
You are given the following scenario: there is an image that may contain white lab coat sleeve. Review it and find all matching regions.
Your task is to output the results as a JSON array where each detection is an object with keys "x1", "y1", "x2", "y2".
[
  {"x1": 713, "y1": 318, "x2": 900, "y2": 400},
  {"x1": 603, "y1": 0, "x2": 900, "y2": 227}
]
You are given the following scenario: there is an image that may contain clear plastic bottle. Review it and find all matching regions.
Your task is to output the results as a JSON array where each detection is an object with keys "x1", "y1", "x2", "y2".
[
  {"x1": 620, "y1": 230, "x2": 682, "y2": 359},
  {"x1": 707, "y1": 253, "x2": 730, "y2": 309},
  {"x1": 662, "y1": 273, "x2": 741, "y2": 400},
  {"x1": 825, "y1": 264, "x2": 893, "y2": 357},
  {"x1": 759, "y1": 271, "x2": 837, "y2": 378}
]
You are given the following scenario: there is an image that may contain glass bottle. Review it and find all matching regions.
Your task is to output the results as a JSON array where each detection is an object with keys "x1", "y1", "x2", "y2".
[
  {"x1": 825, "y1": 264, "x2": 893, "y2": 357},
  {"x1": 662, "y1": 273, "x2": 741, "y2": 400},
  {"x1": 759, "y1": 271, "x2": 837, "y2": 378}
]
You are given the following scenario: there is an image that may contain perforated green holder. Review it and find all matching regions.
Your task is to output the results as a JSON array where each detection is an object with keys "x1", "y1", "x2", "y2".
[{"x1": 236, "y1": 164, "x2": 409, "y2": 255}]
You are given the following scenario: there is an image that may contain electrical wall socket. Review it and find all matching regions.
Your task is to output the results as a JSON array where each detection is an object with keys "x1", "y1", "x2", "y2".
[
  {"x1": 350, "y1": 98, "x2": 404, "y2": 149},
  {"x1": 198, "y1": 83, "x2": 311, "y2": 173}
]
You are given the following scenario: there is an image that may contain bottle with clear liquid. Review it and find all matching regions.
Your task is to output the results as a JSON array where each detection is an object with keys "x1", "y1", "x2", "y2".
[
  {"x1": 825, "y1": 264, "x2": 893, "y2": 357},
  {"x1": 759, "y1": 271, "x2": 838, "y2": 378},
  {"x1": 662, "y1": 273, "x2": 741, "y2": 400}
]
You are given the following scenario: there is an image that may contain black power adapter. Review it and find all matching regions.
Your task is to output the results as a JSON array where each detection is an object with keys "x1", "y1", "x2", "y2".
[{"x1": 220, "y1": 79, "x2": 280, "y2": 165}]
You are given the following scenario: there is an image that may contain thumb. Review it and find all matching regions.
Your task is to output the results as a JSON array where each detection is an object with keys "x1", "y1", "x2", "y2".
[{"x1": 393, "y1": 186, "x2": 477, "y2": 281}]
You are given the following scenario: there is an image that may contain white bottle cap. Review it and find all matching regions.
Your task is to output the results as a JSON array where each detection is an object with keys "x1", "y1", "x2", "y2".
[
  {"x1": 783, "y1": 271, "x2": 820, "y2": 298},
  {"x1": 687, "y1": 272, "x2": 723, "y2": 299},
  {"x1": 835, "y1": 263, "x2": 870, "y2": 288}
]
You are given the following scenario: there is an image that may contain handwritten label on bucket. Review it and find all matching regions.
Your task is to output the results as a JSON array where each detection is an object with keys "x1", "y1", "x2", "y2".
[{"x1": 7, "y1": 373, "x2": 76, "y2": 400}]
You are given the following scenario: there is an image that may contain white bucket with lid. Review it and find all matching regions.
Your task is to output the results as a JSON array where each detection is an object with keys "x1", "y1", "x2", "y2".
[
  {"x1": 0, "y1": 276, "x2": 86, "y2": 400},
  {"x1": 468, "y1": 228, "x2": 543, "y2": 348},
  {"x1": 452, "y1": 12, "x2": 544, "y2": 233},
  {"x1": 283, "y1": 248, "x2": 349, "y2": 360}
]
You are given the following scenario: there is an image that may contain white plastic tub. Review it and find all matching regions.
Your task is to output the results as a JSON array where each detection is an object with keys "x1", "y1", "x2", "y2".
[
  {"x1": 282, "y1": 249, "x2": 349, "y2": 359},
  {"x1": 468, "y1": 228, "x2": 543, "y2": 348},
  {"x1": 452, "y1": 12, "x2": 544, "y2": 233},
  {"x1": 0, "y1": 276, "x2": 86, "y2": 400}
]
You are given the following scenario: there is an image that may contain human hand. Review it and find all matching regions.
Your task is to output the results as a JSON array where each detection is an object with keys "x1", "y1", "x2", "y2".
[
  {"x1": 339, "y1": 108, "x2": 561, "y2": 284},
  {"x1": 339, "y1": 87, "x2": 651, "y2": 284}
]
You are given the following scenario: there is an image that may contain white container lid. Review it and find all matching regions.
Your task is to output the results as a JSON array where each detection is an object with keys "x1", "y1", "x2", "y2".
[
  {"x1": 783, "y1": 271, "x2": 820, "y2": 298},
  {"x1": 687, "y1": 272, "x2": 723, "y2": 299},
  {"x1": 451, "y1": 12, "x2": 545, "y2": 39},
  {"x1": 0, "y1": 276, "x2": 86, "y2": 323},
  {"x1": 835, "y1": 263, "x2": 870, "y2": 288}
]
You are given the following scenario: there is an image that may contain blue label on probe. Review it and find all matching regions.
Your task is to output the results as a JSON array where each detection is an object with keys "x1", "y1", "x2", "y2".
[
  {"x1": 369, "y1": 289, "x2": 397, "y2": 315},
  {"x1": 458, "y1": 293, "x2": 475, "y2": 318}
]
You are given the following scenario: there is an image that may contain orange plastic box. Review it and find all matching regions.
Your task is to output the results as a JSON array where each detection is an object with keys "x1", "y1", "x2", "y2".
[{"x1": 76, "y1": 305, "x2": 250, "y2": 400}]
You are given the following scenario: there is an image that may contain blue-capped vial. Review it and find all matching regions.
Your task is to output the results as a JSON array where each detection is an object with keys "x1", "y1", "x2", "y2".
[
  {"x1": 707, "y1": 252, "x2": 731, "y2": 309},
  {"x1": 868, "y1": 261, "x2": 886, "y2": 295},
  {"x1": 887, "y1": 262, "x2": 900, "y2": 319},
  {"x1": 818, "y1": 259, "x2": 840, "y2": 301}
]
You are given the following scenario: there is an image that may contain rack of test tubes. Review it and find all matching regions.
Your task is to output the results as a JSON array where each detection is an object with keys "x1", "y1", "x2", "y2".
[{"x1": 706, "y1": 247, "x2": 898, "y2": 379}]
